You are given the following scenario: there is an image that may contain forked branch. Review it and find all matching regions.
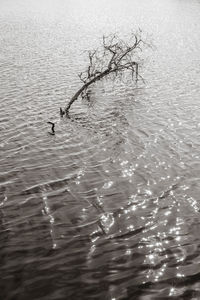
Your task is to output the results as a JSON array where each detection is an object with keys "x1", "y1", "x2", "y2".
[{"x1": 62, "y1": 30, "x2": 149, "y2": 116}]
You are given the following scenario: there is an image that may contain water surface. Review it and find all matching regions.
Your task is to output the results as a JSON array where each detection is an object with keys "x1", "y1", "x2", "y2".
[{"x1": 1, "y1": 0, "x2": 200, "y2": 299}]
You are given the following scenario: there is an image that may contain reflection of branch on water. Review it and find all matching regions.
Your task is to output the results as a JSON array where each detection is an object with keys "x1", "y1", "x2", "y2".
[
  {"x1": 20, "y1": 172, "x2": 82, "y2": 249},
  {"x1": 81, "y1": 89, "x2": 93, "y2": 104},
  {"x1": 21, "y1": 174, "x2": 78, "y2": 196},
  {"x1": 41, "y1": 188, "x2": 57, "y2": 249},
  {"x1": 87, "y1": 182, "x2": 180, "y2": 240},
  {"x1": 157, "y1": 183, "x2": 179, "y2": 200}
]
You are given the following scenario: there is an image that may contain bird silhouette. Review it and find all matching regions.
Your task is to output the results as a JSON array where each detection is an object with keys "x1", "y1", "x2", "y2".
[{"x1": 47, "y1": 121, "x2": 55, "y2": 135}]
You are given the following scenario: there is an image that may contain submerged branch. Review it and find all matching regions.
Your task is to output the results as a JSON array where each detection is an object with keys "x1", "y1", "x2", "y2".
[{"x1": 62, "y1": 30, "x2": 149, "y2": 116}]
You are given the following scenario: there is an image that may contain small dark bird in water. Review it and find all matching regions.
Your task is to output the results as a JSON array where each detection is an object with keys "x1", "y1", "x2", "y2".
[
  {"x1": 60, "y1": 107, "x2": 65, "y2": 117},
  {"x1": 47, "y1": 121, "x2": 55, "y2": 135}
]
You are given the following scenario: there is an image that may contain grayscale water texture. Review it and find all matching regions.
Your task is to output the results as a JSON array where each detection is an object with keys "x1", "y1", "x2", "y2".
[{"x1": 0, "y1": 0, "x2": 200, "y2": 299}]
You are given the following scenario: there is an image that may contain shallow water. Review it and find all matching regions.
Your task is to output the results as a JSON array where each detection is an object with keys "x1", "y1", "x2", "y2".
[{"x1": 1, "y1": 0, "x2": 200, "y2": 299}]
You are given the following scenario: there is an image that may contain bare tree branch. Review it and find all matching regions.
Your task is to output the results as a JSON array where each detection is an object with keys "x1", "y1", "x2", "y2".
[{"x1": 61, "y1": 30, "x2": 150, "y2": 116}]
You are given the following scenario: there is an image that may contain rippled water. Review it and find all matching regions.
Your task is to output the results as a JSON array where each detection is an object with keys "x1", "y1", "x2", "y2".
[{"x1": 1, "y1": 0, "x2": 200, "y2": 299}]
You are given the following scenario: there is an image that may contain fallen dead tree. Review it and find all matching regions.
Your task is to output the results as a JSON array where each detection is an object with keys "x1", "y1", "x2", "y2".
[{"x1": 61, "y1": 30, "x2": 149, "y2": 116}]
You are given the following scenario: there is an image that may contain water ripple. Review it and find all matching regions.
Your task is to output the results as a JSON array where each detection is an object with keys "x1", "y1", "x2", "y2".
[{"x1": 1, "y1": 0, "x2": 200, "y2": 299}]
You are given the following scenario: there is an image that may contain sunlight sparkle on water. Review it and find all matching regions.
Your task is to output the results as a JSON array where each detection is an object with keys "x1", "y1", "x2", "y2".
[{"x1": 103, "y1": 181, "x2": 113, "y2": 189}]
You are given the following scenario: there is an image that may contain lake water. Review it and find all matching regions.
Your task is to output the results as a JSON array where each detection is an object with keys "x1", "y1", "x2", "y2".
[{"x1": 1, "y1": 0, "x2": 200, "y2": 299}]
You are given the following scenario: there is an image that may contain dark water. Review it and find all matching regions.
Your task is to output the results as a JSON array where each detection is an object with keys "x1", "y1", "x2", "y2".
[{"x1": 1, "y1": 0, "x2": 200, "y2": 299}]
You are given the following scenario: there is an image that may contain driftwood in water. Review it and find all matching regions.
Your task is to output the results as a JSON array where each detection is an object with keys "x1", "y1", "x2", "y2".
[{"x1": 62, "y1": 30, "x2": 149, "y2": 116}]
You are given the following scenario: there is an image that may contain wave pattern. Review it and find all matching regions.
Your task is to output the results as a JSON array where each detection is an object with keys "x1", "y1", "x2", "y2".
[{"x1": 1, "y1": 0, "x2": 200, "y2": 299}]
